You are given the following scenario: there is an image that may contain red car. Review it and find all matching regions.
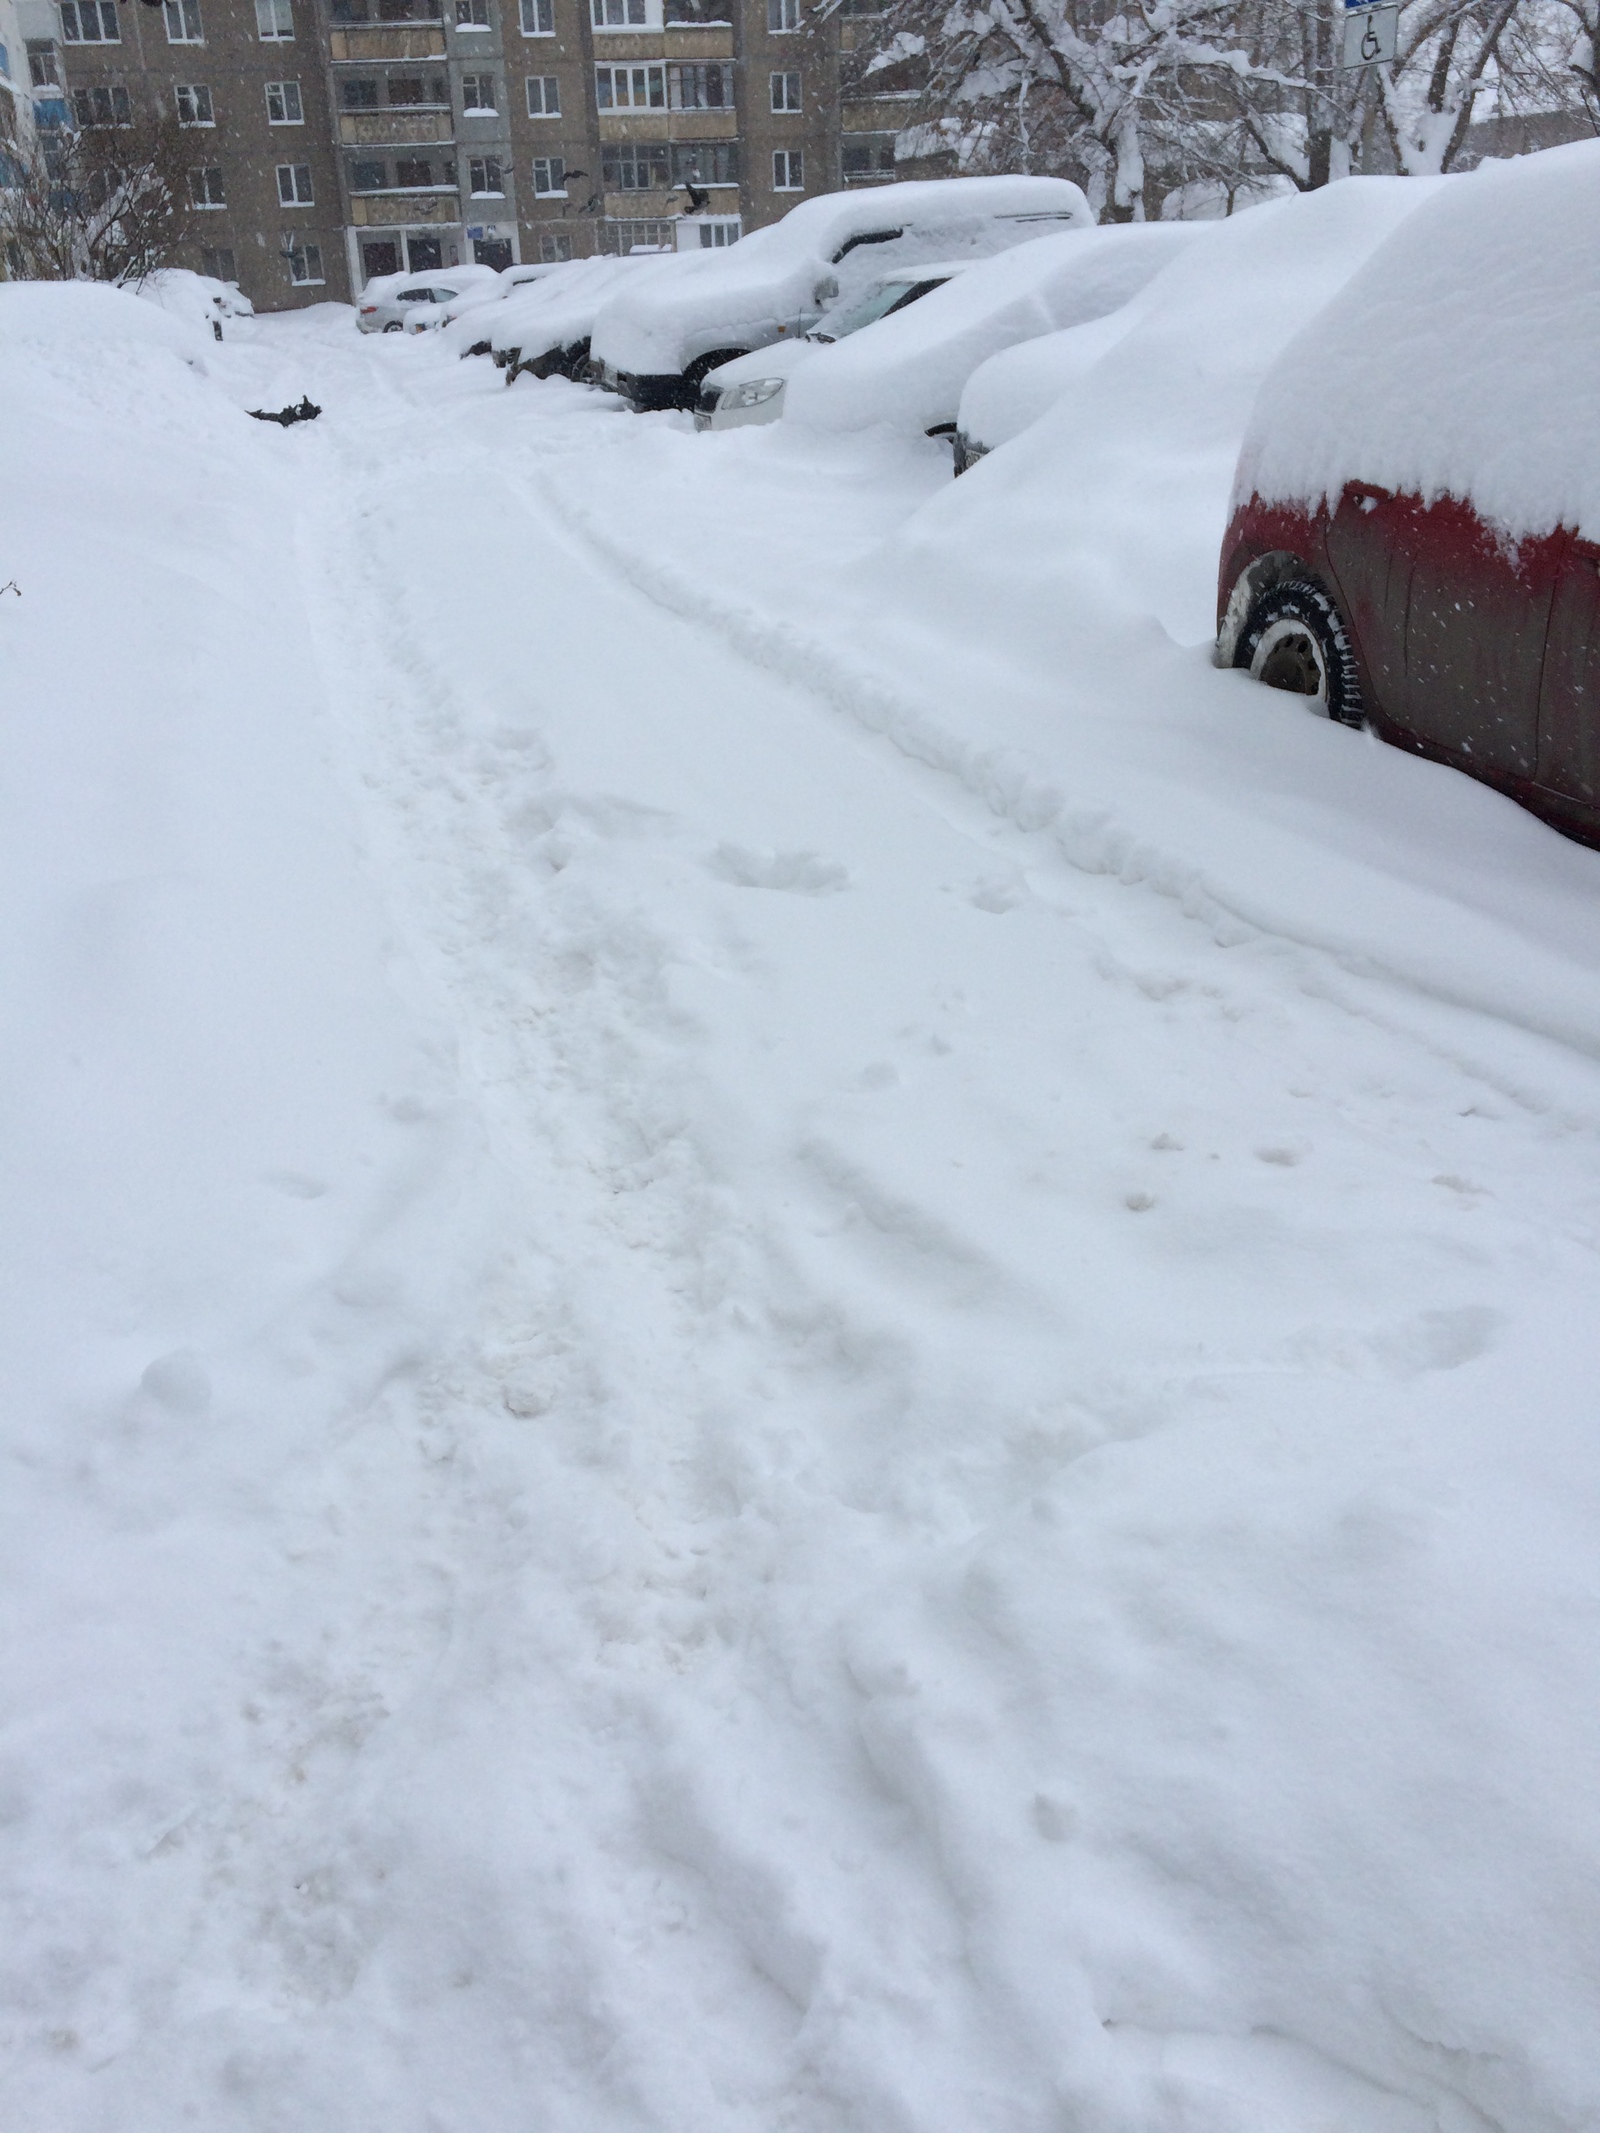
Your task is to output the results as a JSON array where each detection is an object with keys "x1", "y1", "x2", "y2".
[{"x1": 1216, "y1": 147, "x2": 1600, "y2": 848}]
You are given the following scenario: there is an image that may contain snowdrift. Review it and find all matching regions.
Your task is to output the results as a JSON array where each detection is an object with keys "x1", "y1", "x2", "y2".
[{"x1": 931, "y1": 175, "x2": 1449, "y2": 642}]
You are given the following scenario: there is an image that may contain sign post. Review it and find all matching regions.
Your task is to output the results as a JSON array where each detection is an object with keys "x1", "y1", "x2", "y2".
[{"x1": 1340, "y1": 0, "x2": 1397, "y2": 66}]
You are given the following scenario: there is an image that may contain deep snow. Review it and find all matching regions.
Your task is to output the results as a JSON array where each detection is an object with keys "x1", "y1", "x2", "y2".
[{"x1": 4, "y1": 247, "x2": 1600, "y2": 2133}]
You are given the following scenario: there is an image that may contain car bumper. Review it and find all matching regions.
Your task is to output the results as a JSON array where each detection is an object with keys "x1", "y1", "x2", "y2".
[{"x1": 613, "y1": 368, "x2": 697, "y2": 413}]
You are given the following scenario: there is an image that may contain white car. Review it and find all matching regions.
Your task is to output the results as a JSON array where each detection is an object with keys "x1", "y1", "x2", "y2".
[
  {"x1": 589, "y1": 175, "x2": 1095, "y2": 413},
  {"x1": 776, "y1": 221, "x2": 1209, "y2": 450},
  {"x1": 695, "y1": 261, "x2": 974, "y2": 431},
  {"x1": 356, "y1": 263, "x2": 500, "y2": 334},
  {"x1": 411, "y1": 262, "x2": 572, "y2": 354}
]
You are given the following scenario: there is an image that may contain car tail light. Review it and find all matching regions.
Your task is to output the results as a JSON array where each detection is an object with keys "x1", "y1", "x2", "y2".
[{"x1": 359, "y1": 304, "x2": 378, "y2": 315}]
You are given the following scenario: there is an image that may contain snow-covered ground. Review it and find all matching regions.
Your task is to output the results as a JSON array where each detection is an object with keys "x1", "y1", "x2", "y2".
[{"x1": 4, "y1": 257, "x2": 1600, "y2": 2133}]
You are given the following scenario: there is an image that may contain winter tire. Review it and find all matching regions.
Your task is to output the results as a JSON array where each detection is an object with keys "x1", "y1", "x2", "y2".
[
  {"x1": 1235, "y1": 578, "x2": 1363, "y2": 728},
  {"x1": 383, "y1": 321, "x2": 403, "y2": 333}
]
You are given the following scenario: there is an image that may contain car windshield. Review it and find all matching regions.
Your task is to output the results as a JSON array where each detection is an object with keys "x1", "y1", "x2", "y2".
[{"x1": 810, "y1": 275, "x2": 949, "y2": 343}]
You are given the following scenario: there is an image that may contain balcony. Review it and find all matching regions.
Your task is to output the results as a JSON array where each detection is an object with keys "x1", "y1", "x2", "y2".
[
  {"x1": 588, "y1": 23, "x2": 731, "y2": 57},
  {"x1": 349, "y1": 191, "x2": 459, "y2": 223},
  {"x1": 328, "y1": 25, "x2": 447, "y2": 59},
  {"x1": 339, "y1": 107, "x2": 454, "y2": 144},
  {"x1": 597, "y1": 108, "x2": 737, "y2": 140}
]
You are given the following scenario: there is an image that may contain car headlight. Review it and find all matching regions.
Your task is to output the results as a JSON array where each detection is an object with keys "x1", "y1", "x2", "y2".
[{"x1": 721, "y1": 377, "x2": 785, "y2": 410}]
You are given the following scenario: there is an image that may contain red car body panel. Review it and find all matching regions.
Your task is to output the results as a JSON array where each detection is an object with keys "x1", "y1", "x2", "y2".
[{"x1": 1219, "y1": 486, "x2": 1600, "y2": 847}]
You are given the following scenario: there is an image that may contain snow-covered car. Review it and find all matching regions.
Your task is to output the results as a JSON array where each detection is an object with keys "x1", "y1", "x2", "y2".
[
  {"x1": 589, "y1": 175, "x2": 1095, "y2": 413},
  {"x1": 137, "y1": 268, "x2": 255, "y2": 338},
  {"x1": 694, "y1": 261, "x2": 973, "y2": 431},
  {"x1": 1218, "y1": 141, "x2": 1600, "y2": 848},
  {"x1": 776, "y1": 220, "x2": 1206, "y2": 448},
  {"x1": 495, "y1": 254, "x2": 686, "y2": 385},
  {"x1": 356, "y1": 264, "x2": 500, "y2": 334},
  {"x1": 412, "y1": 262, "x2": 573, "y2": 356}
]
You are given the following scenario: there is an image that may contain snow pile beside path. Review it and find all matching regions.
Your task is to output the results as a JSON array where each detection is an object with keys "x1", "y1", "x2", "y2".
[
  {"x1": 785, "y1": 221, "x2": 1207, "y2": 438},
  {"x1": 911, "y1": 175, "x2": 1447, "y2": 642},
  {"x1": 0, "y1": 275, "x2": 215, "y2": 368},
  {"x1": 1236, "y1": 140, "x2": 1600, "y2": 541}
]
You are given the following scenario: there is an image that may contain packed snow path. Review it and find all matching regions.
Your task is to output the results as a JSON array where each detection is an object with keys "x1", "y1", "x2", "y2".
[{"x1": 5, "y1": 300, "x2": 1600, "y2": 2133}]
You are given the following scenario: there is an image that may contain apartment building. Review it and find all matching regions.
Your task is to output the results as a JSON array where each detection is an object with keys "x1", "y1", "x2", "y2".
[{"x1": 32, "y1": 0, "x2": 905, "y2": 309}]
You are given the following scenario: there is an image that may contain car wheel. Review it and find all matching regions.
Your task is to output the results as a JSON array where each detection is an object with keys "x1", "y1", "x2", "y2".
[
  {"x1": 1235, "y1": 578, "x2": 1363, "y2": 727},
  {"x1": 382, "y1": 321, "x2": 403, "y2": 334}
]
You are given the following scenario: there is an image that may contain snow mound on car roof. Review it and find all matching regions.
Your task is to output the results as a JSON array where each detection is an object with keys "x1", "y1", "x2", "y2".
[
  {"x1": 592, "y1": 177, "x2": 1093, "y2": 377},
  {"x1": 784, "y1": 220, "x2": 1207, "y2": 438},
  {"x1": 1235, "y1": 141, "x2": 1600, "y2": 542}
]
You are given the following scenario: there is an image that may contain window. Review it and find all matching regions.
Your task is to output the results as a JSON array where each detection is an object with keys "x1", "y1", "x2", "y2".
[
  {"x1": 668, "y1": 61, "x2": 731, "y2": 108},
  {"x1": 394, "y1": 155, "x2": 434, "y2": 184},
  {"x1": 591, "y1": 0, "x2": 645, "y2": 21},
  {"x1": 27, "y1": 40, "x2": 60, "y2": 84},
  {"x1": 670, "y1": 139, "x2": 736, "y2": 184},
  {"x1": 173, "y1": 82, "x2": 211, "y2": 123},
  {"x1": 602, "y1": 141, "x2": 667, "y2": 190},
  {"x1": 265, "y1": 79, "x2": 302, "y2": 121},
  {"x1": 767, "y1": 0, "x2": 799, "y2": 24},
  {"x1": 695, "y1": 215, "x2": 738, "y2": 246},
  {"x1": 539, "y1": 229, "x2": 572, "y2": 260},
  {"x1": 595, "y1": 63, "x2": 662, "y2": 108},
  {"x1": 770, "y1": 68, "x2": 799, "y2": 111},
  {"x1": 285, "y1": 238, "x2": 324, "y2": 283},
  {"x1": 599, "y1": 216, "x2": 674, "y2": 253},
  {"x1": 188, "y1": 165, "x2": 225, "y2": 206},
  {"x1": 468, "y1": 154, "x2": 502, "y2": 193},
  {"x1": 255, "y1": 0, "x2": 293, "y2": 36},
  {"x1": 841, "y1": 133, "x2": 894, "y2": 178},
  {"x1": 530, "y1": 153, "x2": 564, "y2": 194},
  {"x1": 461, "y1": 71, "x2": 495, "y2": 108},
  {"x1": 520, "y1": 0, "x2": 553, "y2": 28},
  {"x1": 340, "y1": 75, "x2": 378, "y2": 105},
  {"x1": 164, "y1": 0, "x2": 203, "y2": 42},
  {"x1": 407, "y1": 232, "x2": 442, "y2": 270},
  {"x1": 200, "y1": 245, "x2": 236, "y2": 279},
  {"x1": 276, "y1": 161, "x2": 313, "y2": 203},
  {"x1": 362, "y1": 236, "x2": 400, "y2": 276},
  {"x1": 524, "y1": 73, "x2": 558, "y2": 114},
  {"x1": 387, "y1": 72, "x2": 446, "y2": 102},
  {"x1": 456, "y1": 0, "x2": 490, "y2": 19},
  {"x1": 58, "y1": 1, "x2": 119, "y2": 42},
  {"x1": 73, "y1": 83, "x2": 131, "y2": 123},
  {"x1": 772, "y1": 147, "x2": 802, "y2": 189},
  {"x1": 350, "y1": 157, "x2": 386, "y2": 188}
]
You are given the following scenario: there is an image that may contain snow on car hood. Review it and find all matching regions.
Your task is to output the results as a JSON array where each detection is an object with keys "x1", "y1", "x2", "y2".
[
  {"x1": 702, "y1": 336, "x2": 827, "y2": 393},
  {"x1": 783, "y1": 221, "x2": 1207, "y2": 439},
  {"x1": 1234, "y1": 141, "x2": 1600, "y2": 544},
  {"x1": 590, "y1": 177, "x2": 1094, "y2": 379}
]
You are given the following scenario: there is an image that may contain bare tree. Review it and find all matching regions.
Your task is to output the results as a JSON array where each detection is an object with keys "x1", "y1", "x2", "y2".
[
  {"x1": 830, "y1": 0, "x2": 1594, "y2": 217},
  {"x1": 0, "y1": 106, "x2": 192, "y2": 285}
]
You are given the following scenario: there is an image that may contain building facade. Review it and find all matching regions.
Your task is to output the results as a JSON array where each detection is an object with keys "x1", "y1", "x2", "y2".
[{"x1": 32, "y1": 0, "x2": 902, "y2": 308}]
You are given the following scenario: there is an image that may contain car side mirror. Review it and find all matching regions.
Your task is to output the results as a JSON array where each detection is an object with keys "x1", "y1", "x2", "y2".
[{"x1": 812, "y1": 275, "x2": 839, "y2": 306}]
